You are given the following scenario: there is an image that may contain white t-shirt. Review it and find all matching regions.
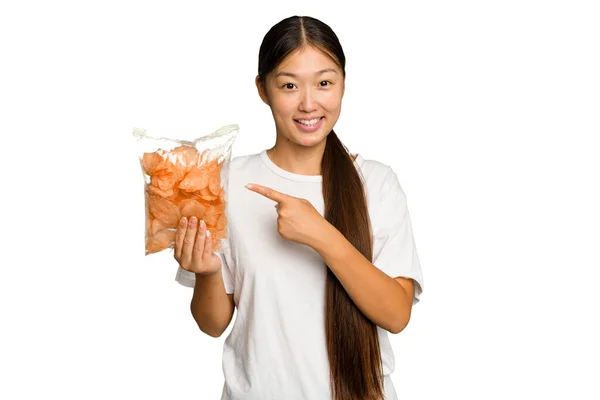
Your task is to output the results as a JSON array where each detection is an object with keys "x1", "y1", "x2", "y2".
[{"x1": 176, "y1": 150, "x2": 424, "y2": 400}]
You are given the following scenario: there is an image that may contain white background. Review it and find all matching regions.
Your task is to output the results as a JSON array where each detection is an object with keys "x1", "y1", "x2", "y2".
[{"x1": 1, "y1": 0, "x2": 599, "y2": 399}]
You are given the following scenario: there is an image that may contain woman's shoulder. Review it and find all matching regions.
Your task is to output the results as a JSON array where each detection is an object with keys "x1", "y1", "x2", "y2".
[
  {"x1": 354, "y1": 154, "x2": 407, "y2": 206},
  {"x1": 353, "y1": 153, "x2": 395, "y2": 184}
]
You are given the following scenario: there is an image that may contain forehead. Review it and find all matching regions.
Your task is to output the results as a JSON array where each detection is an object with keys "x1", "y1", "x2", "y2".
[{"x1": 274, "y1": 46, "x2": 341, "y2": 76}]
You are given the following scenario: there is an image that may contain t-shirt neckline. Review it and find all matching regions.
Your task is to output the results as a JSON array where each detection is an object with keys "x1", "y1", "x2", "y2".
[{"x1": 259, "y1": 149, "x2": 363, "y2": 182}]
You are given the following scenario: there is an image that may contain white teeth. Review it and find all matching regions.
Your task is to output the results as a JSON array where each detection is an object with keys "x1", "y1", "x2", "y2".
[{"x1": 297, "y1": 118, "x2": 321, "y2": 126}]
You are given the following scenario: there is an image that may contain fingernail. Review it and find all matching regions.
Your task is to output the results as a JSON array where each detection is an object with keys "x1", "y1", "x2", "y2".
[
  {"x1": 245, "y1": 184, "x2": 252, "y2": 189},
  {"x1": 180, "y1": 217, "x2": 187, "y2": 227},
  {"x1": 190, "y1": 216, "x2": 197, "y2": 225},
  {"x1": 200, "y1": 220, "x2": 206, "y2": 228},
  {"x1": 205, "y1": 230, "x2": 211, "y2": 238}
]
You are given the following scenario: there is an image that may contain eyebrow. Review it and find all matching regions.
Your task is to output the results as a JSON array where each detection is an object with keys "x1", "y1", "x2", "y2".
[{"x1": 274, "y1": 68, "x2": 339, "y2": 78}]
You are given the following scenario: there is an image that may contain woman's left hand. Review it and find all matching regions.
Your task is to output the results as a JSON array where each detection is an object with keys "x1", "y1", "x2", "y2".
[{"x1": 245, "y1": 183, "x2": 330, "y2": 249}]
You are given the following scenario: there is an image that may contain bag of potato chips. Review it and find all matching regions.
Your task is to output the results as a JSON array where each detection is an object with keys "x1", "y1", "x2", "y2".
[{"x1": 133, "y1": 124, "x2": 239, "y2": 255}]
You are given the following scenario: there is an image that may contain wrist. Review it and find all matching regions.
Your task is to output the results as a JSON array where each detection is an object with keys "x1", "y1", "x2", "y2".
[
  {"x1": 311, "y1": 220, "x2": 341, "y2": 255},
  {"x1": 195, "y1": 268, "x2": 220, "y2": 276},
  {"x1": 193, "y1": 269, "x2": 221, "y2": 287}
]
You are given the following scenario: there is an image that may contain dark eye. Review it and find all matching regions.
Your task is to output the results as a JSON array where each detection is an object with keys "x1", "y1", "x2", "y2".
[
  {"x1": 319, "y1": 81, "x2": 331, "y2": 87},
  {"x1": 283, "y1": 83, "x2": 296, "y2": 89}
]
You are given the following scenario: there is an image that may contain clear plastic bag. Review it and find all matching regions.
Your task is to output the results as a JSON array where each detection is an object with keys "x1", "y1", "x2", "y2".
[{"x1": 133, "y1": 124, "x2": 239, "y2": 255}]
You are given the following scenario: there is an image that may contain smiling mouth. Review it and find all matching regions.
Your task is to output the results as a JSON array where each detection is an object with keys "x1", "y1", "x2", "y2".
[{"x1": 294, "y1": 117, "x2": 323, "y2": 126}]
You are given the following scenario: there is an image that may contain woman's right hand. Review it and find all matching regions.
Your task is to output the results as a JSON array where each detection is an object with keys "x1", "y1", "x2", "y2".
[{"x1": 174, "y1": 216, "x2": 222, "y2": 275}]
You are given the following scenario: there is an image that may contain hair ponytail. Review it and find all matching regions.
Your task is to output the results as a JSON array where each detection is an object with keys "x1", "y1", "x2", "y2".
[{"x1": 322, "y1": 130, "x2": 385, "y2": 400}]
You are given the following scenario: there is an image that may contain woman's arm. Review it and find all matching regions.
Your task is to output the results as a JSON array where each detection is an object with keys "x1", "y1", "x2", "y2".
[
  {"x1": 191, "y1": 270, "x2": 235, "y2": 338},
  {"x1": 313, "y1": 224, "x2": 414, "y2": 334}
]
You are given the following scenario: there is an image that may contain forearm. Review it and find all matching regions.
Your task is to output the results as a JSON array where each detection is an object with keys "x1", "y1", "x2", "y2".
[
  {"x1": 190, "y1": 270, "x2": 233, "y2": 337},
  {"x1": 313, "y1": 224, "x2": 412, "y2": 334}
]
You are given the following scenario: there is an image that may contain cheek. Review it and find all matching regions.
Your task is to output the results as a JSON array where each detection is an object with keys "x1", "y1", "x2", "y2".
[
  {"x1": 270, "y1": 96, "x2": 296, "y2": 118},
  {"x1": 321, "y1": 90, "x2": 343, "y2": 112}
]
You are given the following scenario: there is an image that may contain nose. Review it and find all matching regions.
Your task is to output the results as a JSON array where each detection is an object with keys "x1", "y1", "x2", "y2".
[{"x1": 299, "y1": 87, "x2": 317, "y2": 112}]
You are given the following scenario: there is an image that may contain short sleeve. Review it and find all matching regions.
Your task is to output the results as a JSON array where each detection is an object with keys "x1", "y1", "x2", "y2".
[
  {"x1": 174, "y1": 237, "x2": 235, "y2": 294},
  {"x1": 371, "y1": 168, "x2": 424, "y2": 305}
]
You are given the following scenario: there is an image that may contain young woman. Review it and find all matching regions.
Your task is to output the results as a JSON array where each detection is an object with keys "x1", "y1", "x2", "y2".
[{"x1": 174, "y1": 15, "x2": 424, "y2": 400}]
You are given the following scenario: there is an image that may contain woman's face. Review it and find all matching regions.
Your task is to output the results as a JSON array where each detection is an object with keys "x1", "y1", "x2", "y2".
[{"x1": 257, "y1": 46, "x2": 345, "y2": 149}]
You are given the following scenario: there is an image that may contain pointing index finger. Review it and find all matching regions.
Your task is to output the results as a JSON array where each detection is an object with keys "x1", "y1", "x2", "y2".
[{"x1": 245, "y1": 183, "x2": 288, "y2": 203}]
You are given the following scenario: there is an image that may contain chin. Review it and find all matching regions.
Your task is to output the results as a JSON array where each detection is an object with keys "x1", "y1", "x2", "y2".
[
  {"x1": 295, "y1": 126, "x2": 332, "y2": 144},
  {"x1": 291, "y1": 133, "x2": 328, "y2": 148}
]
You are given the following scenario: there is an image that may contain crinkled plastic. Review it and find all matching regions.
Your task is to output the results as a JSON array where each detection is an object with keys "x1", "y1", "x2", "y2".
[{"x1": 133, "y1": 124, "x2": 239, "y2": 255}]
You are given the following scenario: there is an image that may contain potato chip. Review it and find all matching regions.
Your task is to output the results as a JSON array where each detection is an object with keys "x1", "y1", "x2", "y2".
[
  {"x1": 179, "y1": 198, "x2": 207, "y2": 220},
  {"x1": 142, "y1": 152, "x2": 163, "y2": 175},
  {"x1": 179, "y1": 168, "x2": 209, "y2": 192},
  {"x1": 146, "y1": 229, "x2": 176, "y2": 254},
  {"x1": 148, "y1": 193, "x2": 181, "y2": 226},
  {"x1": 198, "y1": 187, "x2": 218, "y2": 201},
  {"x1": 150, "y1": 216, "x2": 170, "y2": 235},
  {"x1": 169, "y1": 145, "x2": 199, "y2": 171}
]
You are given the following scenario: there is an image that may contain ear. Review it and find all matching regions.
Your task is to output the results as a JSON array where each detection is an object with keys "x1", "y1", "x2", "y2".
[{"x1": 255, "y1": 75, "x2": 270, "y2": 106}]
